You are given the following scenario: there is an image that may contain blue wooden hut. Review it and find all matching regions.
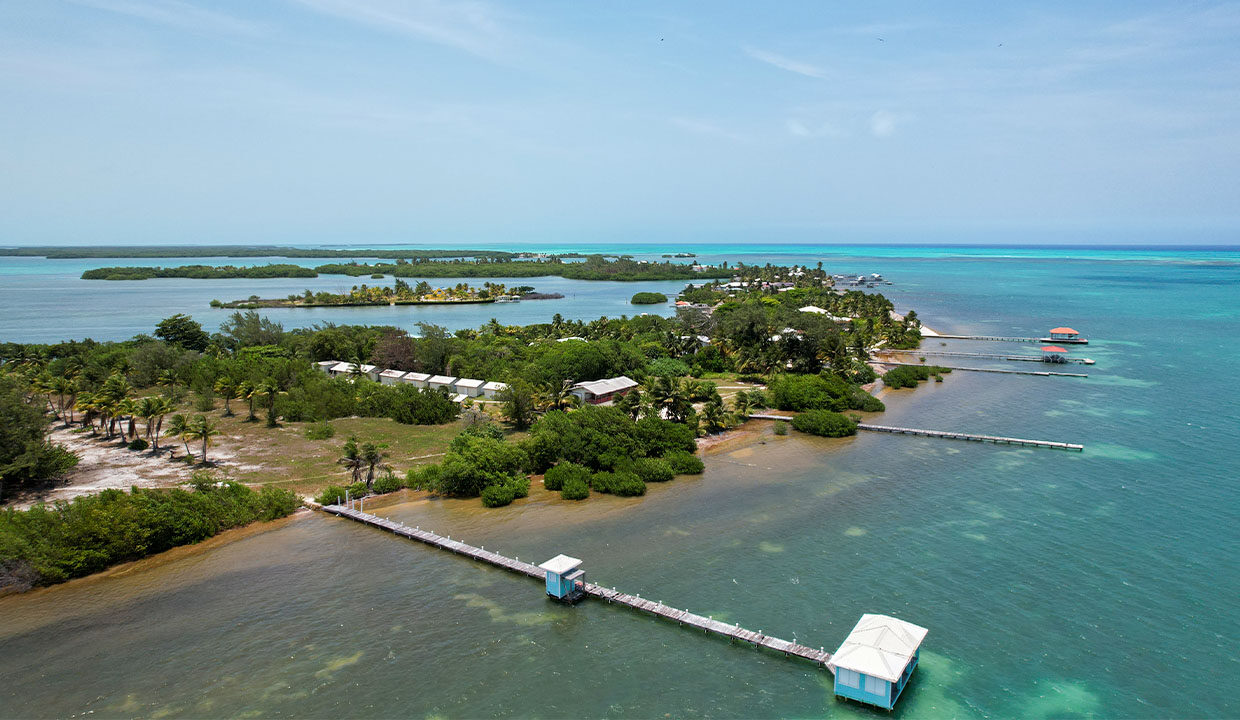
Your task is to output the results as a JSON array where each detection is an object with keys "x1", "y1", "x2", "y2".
[
  {"x1": 539, "y1": 554, "x2": 586, "y2": 603},
  {"x1": 828, "y1": 614, "x2": 928, "y2": 710}
]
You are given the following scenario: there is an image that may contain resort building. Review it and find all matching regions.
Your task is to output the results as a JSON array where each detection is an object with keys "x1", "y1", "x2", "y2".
[
  {"x1": 1045, "y1": 326, "x2": 1087, "y2": 343},
  {"x1": 316, "y1": 360, "x2": 337, "y2": 374},
  {"x1": 328, "y1": 362, "x2": 379, "y2": 381},
  {"x1": 570, "y1": 376, "x2": 638, "y2": 405},
  {"x1": 539, "y1": 554, "x2": 586, "y2": 604},
  {"x1": 378, "y1": 369, "x2": 408, "y2": 385},
  {"x1": 481, "y1": 381, "x2": 508, "y2": 399},
  {"x1": 1041, "y1": 345, "x2": 1069, "y2": 363},
  {"x1": 453, "y1": 378, "x2": 485, "y2": 397},
  {"x1": 401, "y1": 372, "x2": 431, "y2": 389},
  {"x1": 427, "y1": 375, "x2": 457, "y2": 392},
  {"x1": 828, "y1": 614, "x2": 927, "y2": 711}
]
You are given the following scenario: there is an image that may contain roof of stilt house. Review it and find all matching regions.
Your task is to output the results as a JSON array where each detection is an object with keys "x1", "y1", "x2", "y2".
[
  {"x1": 828, "y1": 614, "x2": 928, "y2": 683},
  {"x1": 1049, "y1": 327, "x2": 1078, "y2": 334},
  {"x1": 1041, "y1": 346, "x2": 1068, "y2": 353}
]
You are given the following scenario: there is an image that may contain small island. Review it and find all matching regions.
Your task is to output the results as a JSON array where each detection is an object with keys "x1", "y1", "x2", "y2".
[
  {"x1": 630, "y1": 291, "x2": 669, "y2": 304},
  {"x1": 212, "y1": 279, "x2": 514, "y2": 309}
]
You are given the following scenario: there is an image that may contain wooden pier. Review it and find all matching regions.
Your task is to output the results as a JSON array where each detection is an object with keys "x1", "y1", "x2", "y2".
[
  {"x1": 322, "y1": 503, "x2": 835, "y2": 670},
  {"x1": 878, "y1": 361, "x2": 1088, "y2": 378},
  {"x1": 746, "y1": 414, "x2": 1084, "y2": 451},
  {"x1": 855, "y1": 423, "x2": 1084, "y2": 451},
  {"x1": 930, "y1": 334, "x2": 1041, "y2": 342},
  {"x1": 878, "y1": 349, "x2": 1095, "y2": 365}
]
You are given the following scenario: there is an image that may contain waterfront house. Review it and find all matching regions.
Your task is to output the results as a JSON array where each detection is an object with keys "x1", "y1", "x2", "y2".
[
  {"x1": 454, "y1": 378, "x2": 485, "y2": 397},
  {"x1": 570, "y1": 376, "x2": 638, "y2": 404},
  {"x1": 427, "y1": 375, "x2": 457, "y2": 392},
  {"x1": 828, "y1": 614, "x2": 927, "y2": 711},
  {"x1": 378, "y1": 369, "x2": 407, "y2": 385},
  {"x1": 481, "y1": 381, "x2": 508, "y2": 399},
  {"x1": 1041, "y1": 345, "x2": 1068, "y2": 363},
  {"x1": 1045, "y1": 326, "x2": 1087, "y2": 343},
  {"x1": 539, "y1": 554, "x2": 586, "y2": 603},
  {"x1": 401, "y1": 372, "x2": 431, "y2": 389}
]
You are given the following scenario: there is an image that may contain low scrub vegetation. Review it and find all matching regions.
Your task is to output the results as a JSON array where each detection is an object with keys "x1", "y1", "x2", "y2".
[{"x1": 791, "y1": 410, "x2": 858, "y2": 438}]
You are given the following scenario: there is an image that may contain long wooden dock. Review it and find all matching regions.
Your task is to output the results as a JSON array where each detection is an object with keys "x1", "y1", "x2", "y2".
[
  {"x1": 746, "y1": 414, "x2": 1084, "y2": 451},
  {"x1": 856, "y1": 423, "x2": 1084, "y2": 451},
  {"x1": 930, "y1": 334, "x2": 1040, "y2": 342},
  {"x1": 878, "y1": 361, "x2": 1088, "y2": 378},
  {"x1": 879, "y1": 349, "x2": 1095, "y2": 365},
  {"x1": 322, "y1": 503, "x2": 835, "y2": 669}
]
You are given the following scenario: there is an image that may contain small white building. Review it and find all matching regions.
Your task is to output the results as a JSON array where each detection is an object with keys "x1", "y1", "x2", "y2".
[
  {"x1": 316, "y1": 360, "x2": 338, "y2": 374},
  {"x1": 401, "y1": 372, "x2": 431, "y2": 388},
  {"x1": 454, "y1": 378, "x2": 485, "y2": 397},
  {"x1": 378, "y1": 369, "x2": 408, "y2": 385},
  {"x1": 329, "y1": 362, "x2": 379, "y2": 381},
  {"x1": 828, "y1": 614, "x2": 928, "y2": 711},
  {"x1": 799, "y1": 305, "x2": 828, "y2": 315},
  {"x1": 481, "y1": 381, "x2": 508, "y2": 399},
  {"x1": 570, "y1": 376, "x2": 638, "y2": 405},
  {"x1": 427, "y1": 375, "x2": 457, "y2": 391}
]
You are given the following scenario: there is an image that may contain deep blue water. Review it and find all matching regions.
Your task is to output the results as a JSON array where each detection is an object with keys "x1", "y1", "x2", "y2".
[{"x1": 0, "y1": 243, "x2": 1237, "y2": 718}]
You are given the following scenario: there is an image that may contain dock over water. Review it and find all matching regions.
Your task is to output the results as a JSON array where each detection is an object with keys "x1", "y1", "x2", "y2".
[
  {"x1": 322, "y1": 504, "x2": 835, "y2": 669},
  {"x1": 747, "y1": 415, "x2": 1084, "y2": 451}
]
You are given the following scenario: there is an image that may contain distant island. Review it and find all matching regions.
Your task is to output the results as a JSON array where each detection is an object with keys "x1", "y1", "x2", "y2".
[
  {"x1": 631, "y1": 291, "x2": 669, "y2": 304},
  {"x1": 3, "y1": 245, "x2": 513, "y2": 260},
  {"x1": 210, "y1": 279, "x2": 541, "y2": 308},
  {"x1": 82, "y1": 255, "x2": 729, "y2": 282}
]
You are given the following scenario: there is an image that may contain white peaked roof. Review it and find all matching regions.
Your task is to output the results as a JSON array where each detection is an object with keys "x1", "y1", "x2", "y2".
[
  {"x1": 800, "y1": 305, "x2": 828, "y2": 314},
  {"x1": 828, "y1": 614, "x2": 928, "y2": 683},
  {"x1": 483, "y1": 381, "x2": 508, "y2": 391},
  {"x1": 404, "y1": 372, "x2": 431, "y2": 382},
  {"x1": 450, "y1": 393, "x2": 468, "y2": 402},
  {"x1": 379, "y1": 369, "x2": 407, "y2": 379},
  {"x1": 427, "y1": 375, "x2": 457, "y2": 384},
  {"x1": 334, "y1": 362, "x2": 377, "y2": 373},
  {"x1": 454, "y1": 378, "x2": 484, "y2": 388},
  {"x1": 317, "y1": 360, "x2": 337, "y2": 367},
  {"x1": 573, "y1": 376, "x2": 638, "y2": 396},
  {"x1": 538, "y1": 554, "x2": 582, "y2": 575}
]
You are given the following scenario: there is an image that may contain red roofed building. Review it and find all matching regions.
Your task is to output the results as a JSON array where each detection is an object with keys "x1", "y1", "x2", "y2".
[{"x1": 1041, "y1": 345, "x2": 1068, "y2": 362}]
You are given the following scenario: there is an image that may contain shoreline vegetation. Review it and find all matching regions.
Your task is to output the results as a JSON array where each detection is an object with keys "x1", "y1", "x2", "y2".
[
  {"x1": 1, "y1": 261, "x2": 931, "y2": 590},
  {"x1": 210, "y1": 279, "x2": 523, "y2": 309},
  {"x1": 80, "y1": 256, "x2": 730, "y2": 282}
]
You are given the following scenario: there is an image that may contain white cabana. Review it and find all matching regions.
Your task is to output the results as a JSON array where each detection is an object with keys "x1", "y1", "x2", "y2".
[
  {"x1": 378, "y1": 369, "x2": 407, "y2": 385},
  {"x1": 828, "y1": 614, "x2": 928, "y2": 683},
  {"x1": 427, "y1": 375, "x2": 457, "y2": 391},
  {"x1": 401, "y1": 372, "x2": 431, "y2": 388},
  {"x1": 454, "y1": 378, "x2": 485, "y2": 397},
  {"x1": 481, "y1": 381, "x2": 508, "y2": 399}
]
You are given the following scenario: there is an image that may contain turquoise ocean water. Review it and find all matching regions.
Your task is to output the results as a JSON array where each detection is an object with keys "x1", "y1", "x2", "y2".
[{"x1": 0, "y1": 243, "x2": 1237, "y2": 717}]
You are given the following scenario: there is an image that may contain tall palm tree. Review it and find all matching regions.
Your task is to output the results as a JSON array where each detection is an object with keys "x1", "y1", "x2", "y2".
[
  {"x1": 166, "y1": 414, "x2": 191, "y2": 457},
  {"x1": 214, "y1": 375, "x2": 240, "y2": 416},
  {"x1": 185, "y1": 415, "x2": 219, "y2": 464},
  {"x1": 538, "y1": 379, "x2": 578, "y2": 412},
  {"x1": 360, "y1": 441, "x2": 391, "y2": 491},
  {"x1": 731, "y1": 390, "x2": 751, "y2": 418},
  {"x1": 150, "y1": 396, "x2": 175, "y2": 452},
  {"x1": 338, "y1": 436, "x2": 364, "y2": 485},
  {"x1": 137, "y1": 396, "x2": 161, "y2": 446},
  {"x1": 254, "y1": 379, "x2": 285, "y2": 427},
  {"x1": 76, "y1": 391, "x2": 100, "y2": 433},
  {"x1": 118, "y1": 397, "x2": 139, "y2": 440},
  {"x1": 51, "y1": 376, "x2": 77, "y2": 423},
  {"x1": 238, "y1": 381, "x2": 258, "y2": 422}
]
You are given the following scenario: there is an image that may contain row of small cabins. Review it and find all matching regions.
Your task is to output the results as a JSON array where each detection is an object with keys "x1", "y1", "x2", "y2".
[{"x1": 317, "y1": 361, "x2": 640, "y2": 406}]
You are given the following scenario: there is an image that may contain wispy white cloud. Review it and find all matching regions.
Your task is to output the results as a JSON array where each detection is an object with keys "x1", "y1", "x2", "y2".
[
  {"x1": 743, "y1": 46, "x2": 827, "y2": 79},
  {"x1": 671, "y1": 116, "x2": 745, "y2": 142},
  {"x1": 67, "y1": 0, "x2": 261, "y2": 36},
  {"x1": 786, "y1": 118, "x2": 844, "y2": 139},
  {"x1": 868, "y1": 110, "x2": 903, "y2": 138},
  {"x1": 288, "y1": 0, "x2": 513, "y2": 60}
]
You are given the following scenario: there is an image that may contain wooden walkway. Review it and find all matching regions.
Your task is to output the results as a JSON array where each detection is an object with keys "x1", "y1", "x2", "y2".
[
  {"x1": 746, "y1": 414, "x2": 1084, "y2": 451},
  {"x1": 856, "y1": 423, "x2": 1084, "y2": 451},
  {"x1": 878, "y1": 361, "x2": 1088, "y2": 378},
  {"x1": 322, "y1": 503, "x2": 835, "y2": 670},
  {"x1": 879, "y1": 349, "x2": 1095, "y2": 365}
]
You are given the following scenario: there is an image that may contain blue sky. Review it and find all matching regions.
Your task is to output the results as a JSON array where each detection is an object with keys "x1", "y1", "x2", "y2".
[{"x1": 1, "y1": 1, "x2": 1238, "y2": 245}]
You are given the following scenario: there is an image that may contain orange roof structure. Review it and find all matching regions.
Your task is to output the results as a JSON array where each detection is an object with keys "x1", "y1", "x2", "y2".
[
  {"x1": 1049, "y1": 327, "x2": 1078, "y2": 335},
  {"x1": 1041, "y1": 346, "x2": 1068, "y2": 353}
]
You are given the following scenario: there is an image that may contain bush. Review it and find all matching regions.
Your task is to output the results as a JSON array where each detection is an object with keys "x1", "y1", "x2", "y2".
[
  {"x1": 768, "y1": 373, "x2": 883, "y2": 412},
  {"x1": 389, "y1": 385, "x2": 458, "y2": 425},
  {"x1": 647, "y1": 357, "x2": 692, "y2": 378},
  {"x1": 791, "y1": 410, "x2": 858, "y2": 438},
  {"x1": 773, "y1": 420, "x2": 789, "y2": 436},
  {"x1": 664, "y1": 451, "x2": 704, "y2": 474},
  {"x1": 591, "y1": 471, "x2": 646, "y2": 496},
  {"x1": 560, "y1": 476, "x2": 590, "y2": 500},
  {"x1": 314, "y1": 485, "x2": 349, "y2": 506},
  {"x1": 630, "y1": 457, "x2": 674, "y2": 483},
  {"x1": 346, "y1": 480, "x2": 369, "y2": 498},
  {"x1": 435, "y1": 434, "x2": 528, "y2": 497},
  {"x1": 630, "y1": 291, "x2": 668, "y2": 304},
  {"x1": 372, "y1": 471, "x2": 404, "y2": 495},
  {"x1": 481, "y1": 483, "x2": 516, "y2": 508},
  {"x1": 543, "y1": 462, "x2": 590, "y2": 492},
  {"x1": 505, "y1": 475, "x2": 531, "y2": 499},
  {"x1": 127, "y1": 438, "x2": 149, "y2": 451},
  {"x1": 194, "y1": 392, "x2": 215, "y2": 412},
  {"x1": 406, "y1": 464, "x2": 441, "y2": 491},
  {"x1": 304, "y1": 421, "x2": 335, "y2": 440},
  {"x1": 883, "y1": 365, "x2": 952, "y2": 389}
]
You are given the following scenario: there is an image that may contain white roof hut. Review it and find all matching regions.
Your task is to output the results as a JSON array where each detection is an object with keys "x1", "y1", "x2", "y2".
[{"x1": 828, "y1": 614, "x2": 928, "y2": 683}]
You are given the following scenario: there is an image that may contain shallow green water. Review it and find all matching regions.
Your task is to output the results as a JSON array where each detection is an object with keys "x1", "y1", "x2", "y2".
[{"x1": 1, "y1": 246, "x2": 1237, "y2": 717}]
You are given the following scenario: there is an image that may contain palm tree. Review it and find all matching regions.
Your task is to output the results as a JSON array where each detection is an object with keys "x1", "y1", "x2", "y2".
[
  {"x1": 347, "y1": 348, "x2": 369, "y2": 381},
  {"x1": 185, "y1": 415, "x2": 219, "y2": 464},
  {"x1": 338, "y1": 436, "x2": 364, "y2": 485},
  {"x1": 146, "y1": 396, "x2": 175, "y2": 452},
  {"x1": 538, "y1": 379, "x2": 578, "y2": 412},
  {"x1": 238, "y1": 381, "x2": 258, "y2": 422},
  {"x1": 360, "y1": 441, "x2": 391, "y2": 491},
  {"x1": 731, "y1": 390, "x2": 751, "y2": 418},
  {"x1": 51, "y1": 376, "x2": 77, "y2": 424},
  {"x1": 119, "y1": 397, "x2": 139, "y2": 440},
  {"x1": 76, "y1": 391, "x2": 100, "y2": 433},
  {"x1": 254, "y1": 379, "x2": 286, "y2": 427},
  {"x1": 214, "y1": 375, "x2": 240, "y2": 416},
  {"x1": 166, "y1": 414, "x2": 191, "y2": 457},
  {"x1": 137, "y1": 396, "x2": 161, "y2": 446}
]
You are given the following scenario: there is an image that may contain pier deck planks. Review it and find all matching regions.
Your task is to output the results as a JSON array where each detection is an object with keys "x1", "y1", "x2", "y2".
[{"x1": 323, "y1": 504, "x2": 833, "y2": 669}]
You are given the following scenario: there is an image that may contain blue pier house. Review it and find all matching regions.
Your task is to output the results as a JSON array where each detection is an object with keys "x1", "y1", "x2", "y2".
[
  {"x1": 828, "y1": 614, "x2": 928, "y2": 710},
  {"x1": 539, "y1": 554, "x2": 586, "y2": 603}
]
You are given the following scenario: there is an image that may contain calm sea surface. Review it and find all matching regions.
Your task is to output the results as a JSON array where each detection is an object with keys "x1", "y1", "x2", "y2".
[{"x1": 0, "y1": 244, "x2": 1237, "y2": 718}]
